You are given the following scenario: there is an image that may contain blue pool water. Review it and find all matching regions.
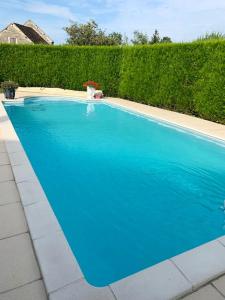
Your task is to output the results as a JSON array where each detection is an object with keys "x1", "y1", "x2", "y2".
[{"x1": 5, "y1": 97, "x2": 225, "y2": 286}]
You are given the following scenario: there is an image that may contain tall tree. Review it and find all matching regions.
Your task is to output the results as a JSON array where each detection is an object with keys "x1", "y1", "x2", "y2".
[
  {"x1": 150, "y1": 29, "x2": 161, "y2": 44},
  {"x1": 131, "y1": 29, "x2": 172, "y2": 45},
  {"x1": 107, "y1": 32, "x2": 123, "y2": 45},
  {"x1": 160, "y1": 36, "x2": 172, "y2": 43},
  {"x1": 64, "y1": 20, "x2": 123, "y2": 46},
  {"x1": 131, "y1": 31, "x2": 149, "y2": 45}
]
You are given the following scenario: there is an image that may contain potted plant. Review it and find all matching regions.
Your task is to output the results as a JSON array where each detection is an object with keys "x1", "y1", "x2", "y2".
[
  {"x1": 83, "y1": 81, "x2": 100, "y2": 99},
  {"x1": 1, "y1": 81, "x2": 19, "y2": 99},
  {"x1": 94, "y1": 91, "x2": 104, "y2": 99}
]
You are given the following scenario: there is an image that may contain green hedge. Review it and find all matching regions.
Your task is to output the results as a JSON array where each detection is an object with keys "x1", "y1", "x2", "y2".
[
  {"x1": 119, "y1": 42, "x2": 225, "y2": 123},
  {"x1": 0, "y1": 42, "x2": 224, "y2": 123},
  {"x1": 0, "y1": 44, "x2": 122, "y2": 96},
  {"x1": 193, "y1": 42, "x2": 225, "y2": 122}
]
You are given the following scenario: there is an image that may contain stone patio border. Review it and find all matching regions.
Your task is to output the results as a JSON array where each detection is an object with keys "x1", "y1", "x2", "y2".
[{"x1": 1, "y1": 89, "x2": 225, "y2": 300}]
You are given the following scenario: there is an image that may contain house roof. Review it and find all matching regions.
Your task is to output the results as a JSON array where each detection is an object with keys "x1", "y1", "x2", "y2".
[
  {"x1": 14, "y1": 23, "x2": 48, "y2": 44},
  {"x1": 24, "y1": 20, "x2": 53, "y2": 44}
]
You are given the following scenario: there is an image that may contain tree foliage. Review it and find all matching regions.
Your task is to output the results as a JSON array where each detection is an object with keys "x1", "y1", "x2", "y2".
[
  {"x1": 160, "y1": 36, "x2": 172, "y2": 43},
  {"x1": 64, "y1": 20, "x2": 123, "y2": 46},
  {"x1": 131, "y1": 31, "x2": 149, "y2": 45},
  {"x1": 64, "y1": 20, "x2": 172, "y2": 46},
  {"x1": 150, "y1": 30, "x2": 161, "y2": 44},
  {"x1": 131, "y1": 29, "x2": 172, "y2": 45}
]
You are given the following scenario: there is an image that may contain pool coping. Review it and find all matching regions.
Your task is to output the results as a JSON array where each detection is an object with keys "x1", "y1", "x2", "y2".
[{"x1": 1, "y1": 92, "x2": 225, "y2": 300}]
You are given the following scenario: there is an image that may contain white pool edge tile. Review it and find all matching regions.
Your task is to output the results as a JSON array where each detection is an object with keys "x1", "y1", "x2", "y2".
[
  {"x1": 24, "y1": 200, "x2": 62, "y2": 240},
  {"x1": 171, "y1": 239, "x2": 225, "y2": 290},
  {"x1": 110, "y1": 260, "x2": 192, "y2": 300},
  {"x1": 33, "y1": 231, "x2": 83, "y2": 293},
  {"x1": 1, "y1": 97, "x2": 225, "y2": 299}
]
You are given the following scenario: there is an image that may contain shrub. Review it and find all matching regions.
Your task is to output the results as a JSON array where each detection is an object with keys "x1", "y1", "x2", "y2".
[
  {"x1": 0, "y1": 42, "x2": 224, "y2": 123},
  {"x1": 1, "y1": 80, "x2": 19, "y2": 90}
]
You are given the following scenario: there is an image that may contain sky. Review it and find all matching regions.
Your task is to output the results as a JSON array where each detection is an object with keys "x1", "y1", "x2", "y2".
[{"x1": 0, "y1": 0, "x2": 225, "y2": 44}]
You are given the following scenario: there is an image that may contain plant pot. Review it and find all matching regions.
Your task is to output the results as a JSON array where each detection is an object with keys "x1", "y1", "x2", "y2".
[
  {"x1": 94, "y1": 91, "x2": 103, "y2": 99},
  {"x1": 87, "y1": 86, "x2": 96, "y2": 100},
  {"x1": 4, "y1": 88, "x2": 15, "y2": 99}
]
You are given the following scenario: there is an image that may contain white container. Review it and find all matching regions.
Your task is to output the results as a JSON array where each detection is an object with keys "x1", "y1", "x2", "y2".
[{"x1": 87, "y1": 86, "x2": 96, "y2": 100}]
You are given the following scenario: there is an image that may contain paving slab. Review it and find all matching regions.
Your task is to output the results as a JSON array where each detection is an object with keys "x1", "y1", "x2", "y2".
[
  {"x1": 5, "y1": 140, "x2": 24, "y2": 154},
  {"x1": 0, "y1": 152, "x2": 9, "y2": 165},
  {"x1": 0, "y1": 165, "x2": 14, "y2": 183},
  {"x1": 12, "y1": 163, "x2": 39, "y2": 184},
  {"x1": 213, "y1": 275, "x2": 225, "y2": 297},
  {"x1": 0, "y1": 181, "x2": 20, "y2": 205},
  {"x1": 0, "y1": 202, "x2": 28, "y2": 239},
  {"x1": 24, "y1": 200, "x2": 61, "y2": 240},
  {"x1": 0, "y1": 280, "x2": 47, "y2": 300},
  {"x1": 0, "y1": 142, "x2": 6, "y2": 153},
  {"x1": 182, "y1": 285, "x2": 224, "y2": 300},
  {"x1": 172, "y1": 240, "x2": 225, "y2": 289},
  {"x1": 110, "y1": 260, "x2": 192, "y2": 300},
  {"x1": 49, "y1": 279, "x2": 115, "y2": 300},
  {"x1": 17, "y1": 180, "x2": 48, "y2": 206},
  {"x1": 8, "y1": 151, "x2": 30, "y2": 166},
  {"x1": 34, "y1": 231, "x2": 83, "y2": 294},
  {"x1": 0, "y1": 233, "x2": 41, "y2": 293}
]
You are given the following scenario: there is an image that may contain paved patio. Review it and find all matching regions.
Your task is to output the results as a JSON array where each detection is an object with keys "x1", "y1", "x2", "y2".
[
  {"x1": 0, "y1": 140, "x2": 47, "y2": 299},
  {"x1": 1, "y1": 87, "x2": 225, "y2": 299}
]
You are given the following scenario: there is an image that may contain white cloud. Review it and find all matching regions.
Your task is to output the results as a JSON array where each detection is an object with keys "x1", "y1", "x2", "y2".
[
  {"x1": 95, "y1": 0, "x2": 225, "y2": 41},
  {"x1": 25, "y1": 1, "x2": 75, "y2": 19},
  {"x1": 1, "y1": 0, "x2": 225, "y2": 42}
]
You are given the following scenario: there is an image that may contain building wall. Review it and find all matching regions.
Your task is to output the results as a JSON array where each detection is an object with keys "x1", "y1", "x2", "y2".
[{"x1": 0, "y1": 24, "x2": 32, "y2": 44}]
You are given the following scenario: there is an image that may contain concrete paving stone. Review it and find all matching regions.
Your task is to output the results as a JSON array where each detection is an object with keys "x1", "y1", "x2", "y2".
[
  {"x1": 49, "y1": 279, "x2": 115, "y2": 300},
  {"x1": 172, "y1": 240, "x2": 225, "y2": 289},
  {"x1": 212, "y1": 275, "x2": 225, "y2": 297},
  {"x1": 182, "y1": 285, "x2": 224, "y2": 300},
  {"x1": 0, "y1": 165, "x2": 14, "y2": 183},
  {"x1": 0, "y1": 153, "x2": 9, "y2": 165},
  {"x1": 8, "y1": 150, "x2": 30, "y2": 166},
  {"x1": 24, "y1": 201, "x2": 61, "y2": 240},
  {"x1": 0, "y1": 233, "x2": 41, "y2": 293},
  {"x1": 17, "y1": 180, "x2": 47, "y2": 206},
  {"x1": 12, "y1": 164, "x2": 39, "y2": 184},
  {"x1": 34, "y1": 231, "x2": 83, "y2": 294},
  {"x1": 5, "y1": 140, "x2": 24, "y2": 154},
  {"x1": 0, "y1": 202, "x2": 28, "y2": 239},
  {"x1": 110, "y1": 260, "x2": 192, "y2": 300},
  {"x1": 0, "y1": 181, "x2": 20, "y2": 205},
  {"x1": 0, "y1": 280, "x2": 47, "y2": 300},
  {"x1": 0, "y1": 142, "x2": 6, "y2": 153}
]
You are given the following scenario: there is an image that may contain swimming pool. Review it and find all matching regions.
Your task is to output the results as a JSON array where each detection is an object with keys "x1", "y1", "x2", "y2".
[{"x1": 5, "y1": 97, "x2": 225, "y2": 287}]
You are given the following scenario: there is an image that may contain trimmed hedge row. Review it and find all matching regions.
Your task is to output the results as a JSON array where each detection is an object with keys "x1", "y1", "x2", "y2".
[
  {"x1": 119, "y1": 42, "x2": 225, "y2": 123},
  {"x1": 0, "y1": 42, "x2": 224, "y2": 123},
  {"x1": 0, "y1": 44, "x2": 122, "y2": 96}
]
